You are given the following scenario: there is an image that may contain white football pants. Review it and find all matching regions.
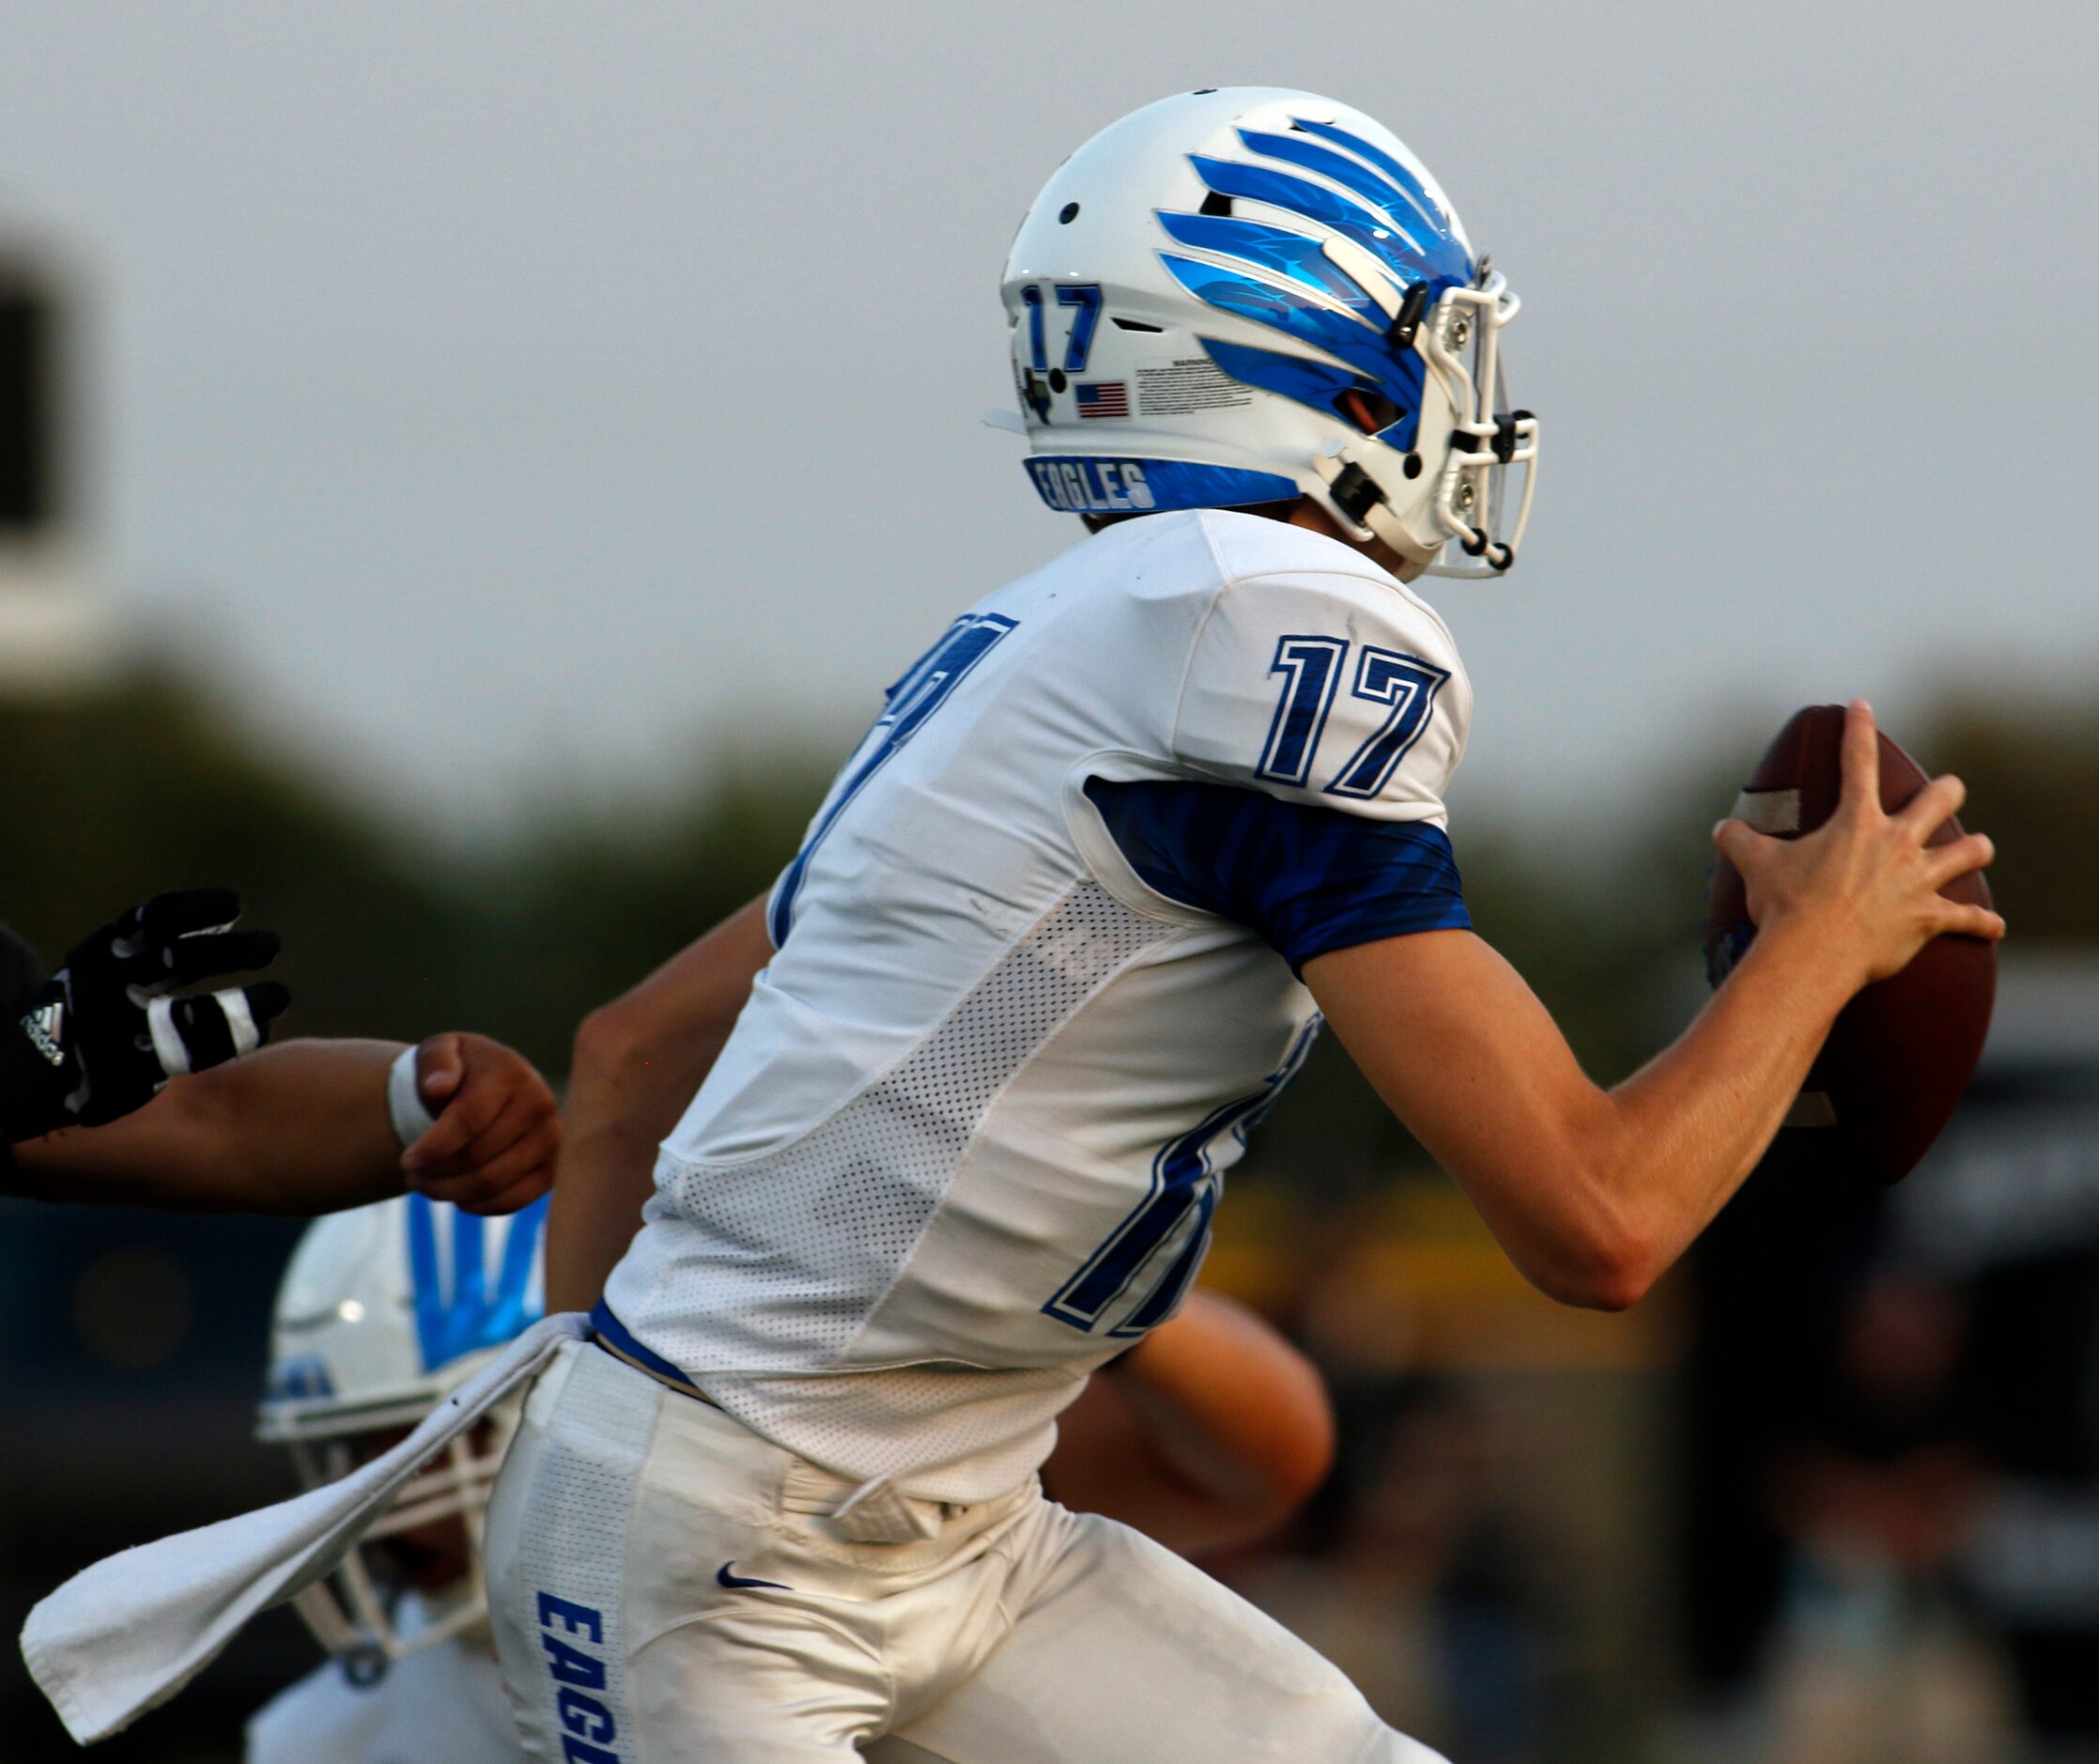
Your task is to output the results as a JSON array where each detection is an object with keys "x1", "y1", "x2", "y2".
[{"x1": 485, "y1": 1340, "x2": 1444, "y2": 1763}]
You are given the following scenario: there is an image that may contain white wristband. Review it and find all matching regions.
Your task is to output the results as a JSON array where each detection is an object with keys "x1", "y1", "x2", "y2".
[{"x1": 387, "y1": 1046, "x2": 438, "y2": 1148}]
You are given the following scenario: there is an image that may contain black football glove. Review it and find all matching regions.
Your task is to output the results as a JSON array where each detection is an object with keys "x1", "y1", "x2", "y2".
[{"x1": 0, "y1": 889, "x2": 291, "y2": 1141}]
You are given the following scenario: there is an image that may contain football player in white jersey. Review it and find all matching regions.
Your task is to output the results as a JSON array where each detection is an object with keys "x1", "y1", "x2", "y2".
[
  {"x1": 501, "y1": 88, "x2": 2002, "y2": 1761},
  {"x1": 245, "y1": 1192, "x2": 1330, "y2": 1764}
]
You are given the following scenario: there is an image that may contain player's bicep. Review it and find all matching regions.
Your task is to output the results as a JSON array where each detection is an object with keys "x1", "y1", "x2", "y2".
[{"x1": 1305, "y1": 929, "x2": 1610, "y2": 1229}]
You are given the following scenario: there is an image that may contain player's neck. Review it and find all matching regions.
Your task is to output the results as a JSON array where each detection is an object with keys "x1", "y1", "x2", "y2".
[
  {"x1": 1275, "y1": 501, "x2": 1417, "y2": 580},
  {"x1": 1081, "y1": 500, "x2": 1413, "y2": 580}
]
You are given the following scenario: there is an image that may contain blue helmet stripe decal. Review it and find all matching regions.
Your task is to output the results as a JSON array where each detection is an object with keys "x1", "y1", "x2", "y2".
[
  {"x1": 452, "y1": 1200, "x2": 486, "y2": 1353},
  {"x1": 1159, "y1": 255, "x2": 1426, "y2": 410},
  {"x1": 1196, "y1": 338, "x2": 1424, "y2": 448},
  {"x1": 1188, "y1": 156, "x2": 1466, "y2": 290},
  {"x1": 489, "y1": 1194, "x2": 548, "y2": 1341},
  {"x1": 1235, "y1": 131, "x2": 1469, "y2": 284},
  {"x1": 407, "y1": 1191, "x2": 549, "y2": 1371},
  {"x1": 1237, "y1": 130, "x2": 1430, "y2": 249},
  {"x1": 1155, "y1": 211, "x2": 1382, "y2": 318},
  {"x1": 408, "y1": 1194, "x2": 444, "y2": 1369},
  {"x1": 1288, "y1": 117, "x2": 1452, "y2": 239}
]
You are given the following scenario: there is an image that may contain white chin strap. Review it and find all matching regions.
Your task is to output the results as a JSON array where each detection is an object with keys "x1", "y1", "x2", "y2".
[{"x1": 1310, "y1": 271, "x2": 1539, "y2": 580}]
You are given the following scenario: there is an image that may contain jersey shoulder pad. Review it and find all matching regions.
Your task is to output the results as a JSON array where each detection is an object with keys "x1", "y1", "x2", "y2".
[{"x1": 1170, "y1": 536, "x2": 1469, "y2": 825}]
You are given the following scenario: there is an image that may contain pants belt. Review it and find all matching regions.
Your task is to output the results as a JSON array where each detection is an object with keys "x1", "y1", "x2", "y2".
[{"x1": 590, "y1": 1332, "x2": 723, "y2": 1409}]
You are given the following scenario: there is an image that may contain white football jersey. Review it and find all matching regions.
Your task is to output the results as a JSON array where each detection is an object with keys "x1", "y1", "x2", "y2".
[
  {"x1": 602, "y1": 509, "x2": 1470, "y2": 1499},
  {"x1": 245, "y1": 1633, "x2": 517, "y2": 1764}
]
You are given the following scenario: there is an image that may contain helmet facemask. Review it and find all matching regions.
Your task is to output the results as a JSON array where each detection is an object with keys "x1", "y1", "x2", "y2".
[
  {"x1": 1312, "y1": 265, "x2": 1538, "y2": 577},
  {"x1": 281, "y1": 1402, "x2": 522, "y2": 1681}
]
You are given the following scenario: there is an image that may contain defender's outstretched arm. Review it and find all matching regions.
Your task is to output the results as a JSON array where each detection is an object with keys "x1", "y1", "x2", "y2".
[
  {"x1": 1309, "y1": 702, "x2": 2002, "y2": 1311},
  {"x1": 549, "y1": 893, "x2": 774, "y2": 1313},
  {"x1": 8, "y1": 1032, "x2": 558, "y2": 1215}
]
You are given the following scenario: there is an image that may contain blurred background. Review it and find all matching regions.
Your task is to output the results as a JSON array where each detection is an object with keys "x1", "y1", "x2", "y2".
[{"x1": 2, "y1": 2, "x2": 2095, "y2": 1758}]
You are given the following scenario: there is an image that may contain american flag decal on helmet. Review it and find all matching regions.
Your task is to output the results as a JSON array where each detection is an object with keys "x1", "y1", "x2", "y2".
[{"x1": 1075, "y1": 380, "x2": 1130, "y2": 419}]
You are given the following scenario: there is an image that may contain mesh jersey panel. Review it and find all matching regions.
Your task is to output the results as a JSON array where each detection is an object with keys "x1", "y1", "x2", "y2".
[
  {"x1": 608, "y1": 884, "x2": 1172, "y2": 1494},
  {"x1": 698, "y1": 1362, "x2": 1094, "y2": 1504}
]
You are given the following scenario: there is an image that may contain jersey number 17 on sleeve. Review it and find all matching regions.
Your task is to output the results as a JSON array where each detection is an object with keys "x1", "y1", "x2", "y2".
[{"x1": 1255, "y1": 635, "x2": 1450, "y2": 799}]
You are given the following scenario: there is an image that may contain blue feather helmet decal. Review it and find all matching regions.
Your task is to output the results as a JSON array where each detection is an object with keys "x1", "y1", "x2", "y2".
[
  {"x1": 1156, "y1": 119, "x2": 1474, "y2": 448},
  {"x1": 405, "y1": 1191, "x2": 548, "y2": 1372}
]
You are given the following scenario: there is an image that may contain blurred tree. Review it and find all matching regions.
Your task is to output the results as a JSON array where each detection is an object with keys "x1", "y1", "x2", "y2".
[
  {"x1": 0, "y1": 668, "x2": 464, "y2": 1044},
  {"x1": 1924, "y1": 693, "x2": 2099, "y2": 940},
  {"x1": 0, "y1": 667, "x2": 833, "y2": 1075}
]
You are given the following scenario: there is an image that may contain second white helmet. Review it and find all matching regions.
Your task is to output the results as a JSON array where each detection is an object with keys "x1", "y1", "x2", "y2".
[
  {"x1": 256, "y1": 1193, "x2": 548, "y2": 1675},
  {"x1": 1000, "y1": 87, "x2": 1537, "y2": 577}
]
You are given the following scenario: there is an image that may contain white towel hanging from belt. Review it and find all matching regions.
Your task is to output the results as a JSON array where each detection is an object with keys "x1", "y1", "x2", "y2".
[{"x1": 21, "y1": 1310, "x2": 588, "y2": 1745}]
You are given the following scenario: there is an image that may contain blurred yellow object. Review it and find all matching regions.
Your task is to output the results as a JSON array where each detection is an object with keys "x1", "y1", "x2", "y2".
[{"x1": 1206, "y1": 1170, "x2": 1679, "y2": 1376}]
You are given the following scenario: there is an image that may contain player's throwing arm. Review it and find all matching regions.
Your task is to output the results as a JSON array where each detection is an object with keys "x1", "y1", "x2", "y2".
[{"x1": 1305, "y1": 698, "x2": 2000, "y2": 1311}]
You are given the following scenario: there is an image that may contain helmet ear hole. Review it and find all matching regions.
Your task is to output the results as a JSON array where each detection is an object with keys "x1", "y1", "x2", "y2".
[{"x1": 1336, "y1": 389, "x2": 1398, "y2": 435}]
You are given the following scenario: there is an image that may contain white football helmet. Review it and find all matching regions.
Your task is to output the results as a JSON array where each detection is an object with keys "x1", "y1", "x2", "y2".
[
  {"x1": 998, "y1": 87, "x2": 1536, "y2": 577},
  {"x1": 255, "y1": 1192, "x2": 548, "y2": 1677}
]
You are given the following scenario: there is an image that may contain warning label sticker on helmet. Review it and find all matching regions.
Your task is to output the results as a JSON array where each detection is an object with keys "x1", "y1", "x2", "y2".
[{"x1": 1136, "y1": 358, "x2": 1253, "y2": 417}]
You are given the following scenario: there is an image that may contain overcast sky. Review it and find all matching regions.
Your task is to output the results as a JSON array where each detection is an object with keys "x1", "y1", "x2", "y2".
[{"x1": 2, "y1": 0, "x2": 2094, "y2": 838}]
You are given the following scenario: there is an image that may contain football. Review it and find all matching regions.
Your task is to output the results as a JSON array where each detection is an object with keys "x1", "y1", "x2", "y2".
[{"x1": 1704, "y1": 704, "x2": 1998, "y2": 1184}]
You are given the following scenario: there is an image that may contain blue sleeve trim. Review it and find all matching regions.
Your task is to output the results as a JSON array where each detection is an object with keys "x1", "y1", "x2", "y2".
[{"x1": 1085, "y1": 777, "x2": 1469, "y2": 976}]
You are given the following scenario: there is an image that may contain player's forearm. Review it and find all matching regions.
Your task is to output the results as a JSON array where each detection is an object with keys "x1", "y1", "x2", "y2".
[
  {"x1": 1108, "y1": 1295, "x2": 1335, "y2": 1517},
  {"x1": 1049, "y1": 1371, "x2": 1284, "y2": 1555},
  {"x1": 1554, "y1": 917, "x2": 1859, "y2": 1302},
  {"x1": 1314, "y1": 924, "x2": 1857, "y2": 1313},
  {"x1": 546, "y1": 894, "x2": 772, "y2": 1312},
  {"x1": 10, "y1": 1039, "x2": 404, "y2": 1213},
  {"x1": 1045, "y1": 1294, "x2": 1335, "y2": 1554}
]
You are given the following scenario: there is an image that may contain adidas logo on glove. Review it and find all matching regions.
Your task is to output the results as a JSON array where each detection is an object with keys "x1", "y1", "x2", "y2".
[{"x1": 23, "y1": 1001, "x2": 65, "y2": 1066}]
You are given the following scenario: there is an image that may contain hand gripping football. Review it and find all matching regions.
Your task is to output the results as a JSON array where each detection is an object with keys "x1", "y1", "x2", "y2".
[{"x1": 1704, "y1": 704, "x2": 1997, "y2": 1184}]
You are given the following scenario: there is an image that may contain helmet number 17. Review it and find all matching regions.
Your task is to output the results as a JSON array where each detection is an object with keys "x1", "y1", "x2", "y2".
[{"x1": 1020, "y1": 283, "x2": 1104, "y2": 375}]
